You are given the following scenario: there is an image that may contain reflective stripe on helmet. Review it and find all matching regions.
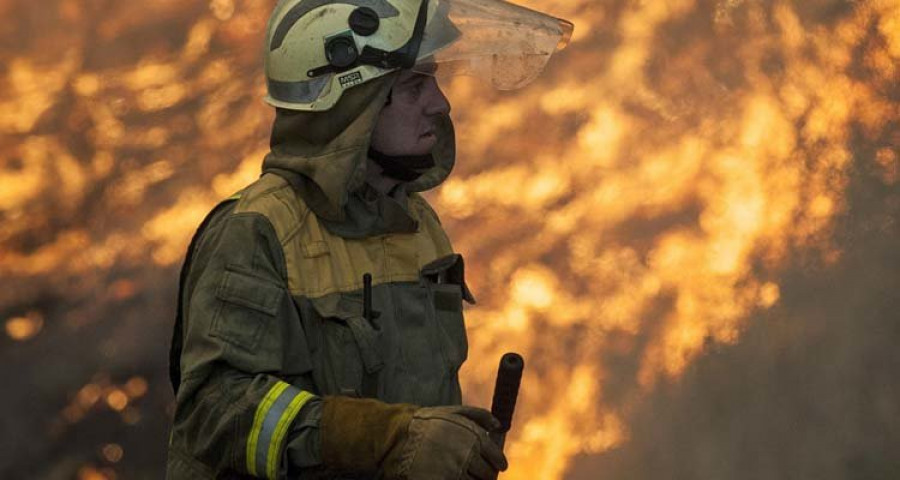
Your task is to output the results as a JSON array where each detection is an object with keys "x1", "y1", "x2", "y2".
[{"x1": 267, "y1": 76, "x2": 331, "y2": 105}]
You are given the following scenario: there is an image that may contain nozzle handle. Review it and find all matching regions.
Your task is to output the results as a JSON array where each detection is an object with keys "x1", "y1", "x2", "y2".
[{"x1": 489, "y1": 352, "x2": 524, "y2": 450}]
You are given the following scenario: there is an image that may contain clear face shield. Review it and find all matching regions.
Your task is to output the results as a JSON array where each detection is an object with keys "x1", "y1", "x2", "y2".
[{"x1": 412, "y1": 0, "x2": 574, "y2": 90}]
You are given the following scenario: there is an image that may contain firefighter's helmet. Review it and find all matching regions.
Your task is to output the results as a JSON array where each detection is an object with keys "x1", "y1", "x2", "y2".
[{"x1": 263, "y1": 0, "x2": 574, "y2": 111}]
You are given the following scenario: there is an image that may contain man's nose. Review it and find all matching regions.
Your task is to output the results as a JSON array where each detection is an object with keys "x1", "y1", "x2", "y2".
[{"x1": 423, "y1": 77, "x2": 451, "y2": 116}]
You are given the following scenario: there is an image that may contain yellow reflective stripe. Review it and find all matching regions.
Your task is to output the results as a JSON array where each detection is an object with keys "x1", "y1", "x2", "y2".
[
  {"x1": 227, "y1": 191, "x2": 243, "y2": 201},
  {"x1": 246, "y1": 382, "x2": 290, "y2": 476},
  {"x1": 265, "y1": 390, "x2": 315, "y2": 479}
]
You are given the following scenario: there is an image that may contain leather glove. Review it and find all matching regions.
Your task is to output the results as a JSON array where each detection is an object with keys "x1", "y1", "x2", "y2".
[
  {"x1": 382, "y1": 404, "x2": 508, "y2": 480},
  {"x1": 319, "y1": 397, "x2": 508, "y2": 480}
]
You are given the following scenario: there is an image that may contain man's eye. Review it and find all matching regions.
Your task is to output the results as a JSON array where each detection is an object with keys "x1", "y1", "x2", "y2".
[{"x1": 398, "y1": 75, "x2": 427, "y2": 100}]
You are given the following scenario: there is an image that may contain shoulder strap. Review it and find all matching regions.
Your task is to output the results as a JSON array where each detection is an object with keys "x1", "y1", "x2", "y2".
[{"x1": 168, "y1": 191, "x2": 244, "y2": 395}]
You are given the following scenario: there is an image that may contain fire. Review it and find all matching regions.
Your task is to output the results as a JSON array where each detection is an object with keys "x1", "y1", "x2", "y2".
[
  {"x1": 0, "y1": 0, "x2": 896, "y2": 478},
  {"x1": 440, "y1": 0, "x2": 898, "y2": 478}
]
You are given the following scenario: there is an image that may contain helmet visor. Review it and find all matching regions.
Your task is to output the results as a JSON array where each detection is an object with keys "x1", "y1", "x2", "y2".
[{"x1": 413, "y1": 0, "x2": 573, "y2": 90}]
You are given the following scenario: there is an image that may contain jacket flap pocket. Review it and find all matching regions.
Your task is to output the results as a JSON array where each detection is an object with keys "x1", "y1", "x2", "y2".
[
  {"x1": 216, "y1": 268, "x2": 282, "y2": 316},
  {"x1": 421, "y1": 253, "x2": 460, "y2": 277},
  {"x1": 421, "y1": 253, "x2": 476, "y2": 304},
  {"x1": 345, "y1": 316, "x2": 385, "y2": 374},
  {"x1": 433, "y1": 286, "x2": 463, "y2": 312},
  {"x1": 309, "y1": 293, "x2": 384, "y2": 374}
]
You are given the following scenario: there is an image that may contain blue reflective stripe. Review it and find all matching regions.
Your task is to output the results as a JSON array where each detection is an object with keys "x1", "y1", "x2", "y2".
[{"x1": 255, "y1": 385, "x2": 301, "y2": 477}]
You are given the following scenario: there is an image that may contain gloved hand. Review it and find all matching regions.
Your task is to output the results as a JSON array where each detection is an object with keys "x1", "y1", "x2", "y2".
[
  {"x1": 319, "y1": 397, "x2": 508, "y2": 480},
  {"x1": 382, "y1": 404, "x2": 509, "y2": 480}
]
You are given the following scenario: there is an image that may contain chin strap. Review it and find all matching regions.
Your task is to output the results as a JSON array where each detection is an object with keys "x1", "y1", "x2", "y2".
[{"x1": 369, "y1": 147, "x2": 435, "y2": 182}]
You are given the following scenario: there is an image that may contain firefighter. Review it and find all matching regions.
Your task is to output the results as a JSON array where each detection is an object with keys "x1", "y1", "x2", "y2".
[{"x1": 167, "y1": 0, "x2": 572, "y2": 478}]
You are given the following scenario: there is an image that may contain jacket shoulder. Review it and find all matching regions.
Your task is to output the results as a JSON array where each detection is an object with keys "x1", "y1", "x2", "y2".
[
  {"x1": 232, "y1": 173, "x2": 311, "y2": 245},
  {"x1": 408, "y1": 192, "x2": 442, "y2": 225}
]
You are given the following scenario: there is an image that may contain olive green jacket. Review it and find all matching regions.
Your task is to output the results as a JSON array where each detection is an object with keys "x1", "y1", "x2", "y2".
[{"x1": 167, "y1": 75, "x2": 473, "y2": 479}]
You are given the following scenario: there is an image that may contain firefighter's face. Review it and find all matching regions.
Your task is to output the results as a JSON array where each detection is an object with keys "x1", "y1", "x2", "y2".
[{"x1": 370, "y1": 69, "x2": 451, "y2": 156}]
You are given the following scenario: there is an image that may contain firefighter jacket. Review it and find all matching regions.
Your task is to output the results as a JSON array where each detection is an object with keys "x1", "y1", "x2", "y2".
[{"x1": 167, "y1": 73, "x2": 474, "y2": 479}]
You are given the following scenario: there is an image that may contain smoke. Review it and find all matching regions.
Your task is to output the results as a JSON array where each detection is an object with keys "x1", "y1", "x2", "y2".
[
  {"x1": 560, "y1": 1, "x2": 900, "y2": 478},
  {"x1": 568, "y1": 161, "x2": 900, "y2": 479},
  {"x1": 440, "y1": 0, "x2": 898, "y2": 477}
]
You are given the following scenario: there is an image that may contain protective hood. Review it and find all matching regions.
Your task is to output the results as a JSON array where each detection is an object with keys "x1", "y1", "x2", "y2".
[{"x1": 261, "y1": 71, "x2": 457, "y2": 238}]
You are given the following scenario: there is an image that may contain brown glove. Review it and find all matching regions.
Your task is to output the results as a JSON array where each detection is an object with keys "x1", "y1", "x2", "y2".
[
  {"x1": 382, "y1": 404, "x2": 509, "y2": 480},
  {"x1": 320, "y1": 397, "x2": 508, "y2": 480}
]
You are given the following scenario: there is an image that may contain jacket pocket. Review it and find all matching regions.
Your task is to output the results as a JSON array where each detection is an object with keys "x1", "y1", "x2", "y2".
[
  {"x1": 432, "y1": 284, "x2": 468, "y2": 369},
  {"x1": 421, "y1": 254, "x2": 473, "y2": 371},
  {"x1": 308, "y1": 293, "x2": 384, "y2": 398},
  {"x1": 209, "y1": 266, "x2": 282, "y2": 352}
]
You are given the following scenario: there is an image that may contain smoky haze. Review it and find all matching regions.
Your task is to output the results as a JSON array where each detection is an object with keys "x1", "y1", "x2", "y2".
[
  {"x1": 569, "y1": 165, "x2": 900, "y2": 479},
  {"x1": 564, "y1": 0, "x2": 900, "y2": 478}
]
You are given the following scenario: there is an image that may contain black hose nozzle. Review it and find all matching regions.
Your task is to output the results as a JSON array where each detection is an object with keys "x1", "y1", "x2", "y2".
[{"x1": 489, "y1": 352, "x2": 524, "y2": 450}]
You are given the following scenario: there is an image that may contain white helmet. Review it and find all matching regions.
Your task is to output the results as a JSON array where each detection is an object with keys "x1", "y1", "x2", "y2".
[{"x1": 263, "y1": 0, "x2": 574, "y2": 111}]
